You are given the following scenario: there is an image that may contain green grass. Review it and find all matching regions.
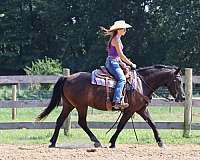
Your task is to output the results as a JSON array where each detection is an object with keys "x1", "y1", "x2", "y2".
[
  {"x1": 1, "y1": 106, "x2": 200, "y2": 122},
  {"x1": 0, "y1": 106, "x2": 200, "y2": 145},
  {"x1": 0, "y1": 129, "x2": 200, "y2": 145}
]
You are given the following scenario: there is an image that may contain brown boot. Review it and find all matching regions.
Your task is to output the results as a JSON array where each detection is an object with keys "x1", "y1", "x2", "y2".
[
  {"x1": 113, "y1": 102, "x2": 129, "y2": 110},
  {"x1": 121, "y1": 102, "x2": 129, "y2": 109}
]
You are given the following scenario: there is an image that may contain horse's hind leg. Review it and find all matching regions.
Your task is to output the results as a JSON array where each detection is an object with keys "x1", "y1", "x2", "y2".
[
  {"x1": 77, "y1": 106, "x2": 102, "y2": 148},
  {"x1": 49, "y1": 100, "x2": 74, "y2": 147},
  {"x1": 137, "y1": 108, "x2": 165, "y2": 148}
]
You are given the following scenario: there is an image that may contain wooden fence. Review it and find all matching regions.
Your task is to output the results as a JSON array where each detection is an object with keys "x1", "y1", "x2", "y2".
[{"x1": 0, "y1": 68, "x2": 200, "y2": 136}]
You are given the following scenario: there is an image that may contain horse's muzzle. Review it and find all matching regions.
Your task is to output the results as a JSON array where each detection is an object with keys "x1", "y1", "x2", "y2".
[{"x1": 175, "y1": 95, "x2": 185, "y2": 102}]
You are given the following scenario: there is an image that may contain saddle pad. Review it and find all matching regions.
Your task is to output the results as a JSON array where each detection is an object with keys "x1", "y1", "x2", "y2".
[
  {"x1": 91, "y1": 69, "x2": 144, "y2": 95},
  {"x1": 91, "y1": 70, "x2": 116, "y2": 88},
  {"x1": 136, "y1": 76, "x2": 143, "y2": 95}
]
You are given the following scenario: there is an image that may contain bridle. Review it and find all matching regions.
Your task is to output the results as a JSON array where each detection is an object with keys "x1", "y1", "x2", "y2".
[
  {"x1": 136, "y1": 70, "x2": 181, "y2": 102},
  {"x1": 166, "y1": 73, "x2": 182, "y2": 99}
]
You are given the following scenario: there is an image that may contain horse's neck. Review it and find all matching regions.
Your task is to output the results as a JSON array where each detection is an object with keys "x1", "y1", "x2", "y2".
[{"x1": 142, "y1": 71, "x2": 171, "y2": 97}]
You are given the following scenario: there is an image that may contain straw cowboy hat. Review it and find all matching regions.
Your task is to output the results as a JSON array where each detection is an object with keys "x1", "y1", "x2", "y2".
[{"x1": 109, "y1": 20, "x2": 132, "y2": 31}]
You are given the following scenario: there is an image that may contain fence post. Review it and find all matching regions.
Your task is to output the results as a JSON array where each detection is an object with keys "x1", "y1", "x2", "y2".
[
  {"x1": 12, "y1": 84, "x2": 17, "y2": 120},
  {"x1": 63, "y1": 68, "x2": 71, "y2": 135},
  {"x1": 183, "y1": 68, "x2": 192, "y2": 137}
]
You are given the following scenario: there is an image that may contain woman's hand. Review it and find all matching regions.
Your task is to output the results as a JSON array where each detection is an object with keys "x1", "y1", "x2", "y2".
[
  {"x1": 120, "y1": 61, "x2": 127, "y2": 69},
  {"x1": 130, "y1": 63, "x2": 137, "y2": 69}
]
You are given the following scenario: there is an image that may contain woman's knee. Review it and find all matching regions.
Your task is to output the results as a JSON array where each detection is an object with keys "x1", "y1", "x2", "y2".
[{"x1": 118, "y1": 75, "x2": 126, "y2": 84}]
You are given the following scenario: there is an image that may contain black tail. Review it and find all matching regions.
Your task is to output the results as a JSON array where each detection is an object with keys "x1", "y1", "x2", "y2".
[{"x1": 36, "y1": 77, "x2": 66, "y2": 121}]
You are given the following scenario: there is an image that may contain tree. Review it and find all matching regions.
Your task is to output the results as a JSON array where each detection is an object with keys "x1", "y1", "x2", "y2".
[{"x1": 0, "y1": 0, "x2": 199, "y2": 74}]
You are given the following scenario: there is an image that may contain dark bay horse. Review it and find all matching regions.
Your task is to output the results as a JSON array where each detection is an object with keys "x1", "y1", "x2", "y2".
[{"x1": 36, "y1": 65, "x2": 185, "y2": 148}]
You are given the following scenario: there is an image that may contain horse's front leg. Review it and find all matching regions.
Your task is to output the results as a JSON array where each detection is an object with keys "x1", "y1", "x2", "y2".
[
  {"x1": 137, "y1": 108, "x2": 165, "y2": 148},
  {"x1": 109, "y1": 111, "x2": 134, "y2": 148}
]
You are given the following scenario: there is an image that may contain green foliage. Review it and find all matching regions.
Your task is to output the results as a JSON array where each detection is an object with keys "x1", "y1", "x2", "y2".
[
  {"x1": 17, "y1": 88, "x2": 53, "y2": 100},
  {"x1": 24, "y1": 56, "x2": 62, "y2": 76},
  {"x1": 0, "y1": 85, "x2": 53, "y2": 100},
  {"x1": 0, "y1": 86, "x2": 12, "y2": 100},
  {"x1": 0, "y1": 0, "x2": 199, "y2": 74},
  {"x1": 24, "y1": 56, "x2": 62, "y2": 90}
]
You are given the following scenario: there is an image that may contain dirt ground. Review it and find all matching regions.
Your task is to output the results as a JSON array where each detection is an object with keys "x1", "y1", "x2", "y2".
[{"x1": 0, "y1": 144, "x2": 200, "y2": 160}]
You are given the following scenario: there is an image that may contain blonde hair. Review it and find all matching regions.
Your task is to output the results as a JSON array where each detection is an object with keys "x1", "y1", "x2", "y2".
[{"x1": 100, "y1": 26, "x2": 118, "y2": 48}]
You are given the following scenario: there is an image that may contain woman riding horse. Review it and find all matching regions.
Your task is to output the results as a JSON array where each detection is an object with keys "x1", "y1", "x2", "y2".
[
  {"x1": 36, "y1": 65, "x2": 185, "y2": 148},
  {"x1": 101, "y1": 20, "x2": 136, "y2": 110}
]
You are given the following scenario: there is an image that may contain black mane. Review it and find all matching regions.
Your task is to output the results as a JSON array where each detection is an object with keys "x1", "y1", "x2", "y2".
[
  {"x1": 137, "y1": 64, "x2": 178, "y2": 72},
  {"x1": 136, "y1": 65, "x2": 179, "y2": 77}
]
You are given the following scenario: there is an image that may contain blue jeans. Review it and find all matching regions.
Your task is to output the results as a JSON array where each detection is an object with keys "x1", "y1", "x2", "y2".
[{"x1": 105, "y1": 57, "x2": 126, "y2": 103}]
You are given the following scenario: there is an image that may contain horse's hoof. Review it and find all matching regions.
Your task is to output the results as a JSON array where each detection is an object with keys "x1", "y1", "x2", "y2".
[
  {"x1": 49, "y1": 143, "x2": 55, "y2": 148},
  {"x1": 158, "y1": 141, "x2": 166, "y2": 148},
  {"x1": 94, "y1": 142, "x2": 102, "y2": 148},
  {"x1": 109, "y1": 144, "x2": 116, "y2": 148}
]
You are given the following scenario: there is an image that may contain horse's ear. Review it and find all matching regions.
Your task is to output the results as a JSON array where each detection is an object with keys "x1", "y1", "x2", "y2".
[{"x1": 174, "y1": 68, "x2": 181, "y2": 75}]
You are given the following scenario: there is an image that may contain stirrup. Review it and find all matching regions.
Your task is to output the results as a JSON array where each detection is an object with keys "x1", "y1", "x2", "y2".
[
  {"x1": 113, "y1": 102, "x2": 129, "y2": 110},
  {"x1": 120, "y1": 102, "x2": 129, "y2": 109}
]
